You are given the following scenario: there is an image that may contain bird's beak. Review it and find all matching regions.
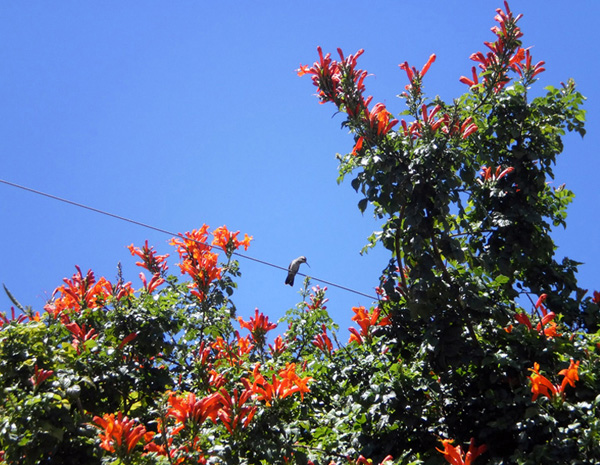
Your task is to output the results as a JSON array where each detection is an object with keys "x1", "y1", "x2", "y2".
[{"x1": 306, "y1": 262, "x2": 311, "y2": 267}]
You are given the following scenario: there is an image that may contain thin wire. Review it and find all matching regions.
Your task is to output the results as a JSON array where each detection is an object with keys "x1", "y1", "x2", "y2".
[{"x1": 0, "y1": 178, "x2": 377, "y2": 300}]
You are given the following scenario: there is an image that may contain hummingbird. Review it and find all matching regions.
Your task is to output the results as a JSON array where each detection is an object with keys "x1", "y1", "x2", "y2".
[{"x1": 285, "y1": 256, "x2": 309, "y2": 286}]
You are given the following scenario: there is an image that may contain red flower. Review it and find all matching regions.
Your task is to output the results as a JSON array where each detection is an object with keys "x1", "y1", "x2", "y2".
[
  {"x1": 64, "y1": 321, "x2": 98, "y2": 353},
  {"x1": 118, "y1": 332, "x2": 138, "y2": 350},
  {"x1": 127, "y1": 240, "x2": 169, "y2": 274},
  {"x1": 0, "y1": 307, "x2": 28, "y2": 327},
  {"x1": 399, "y1": 54, "x2": 436, "y2": 83},
  {"x1": 477, "y1": 165, "x2": 514, "y2": 184},
  {"x1": 459, "y1": 66, "x2": 479, "y2": 88},
  {"x1": 514, "y1": 312, "x2": 533, "y2": 330},
  {"x1": 365, "y1": 103, "x2": 398, "y2": 137},
  {"x1": 312, "y1": 324, "x2": 333, "y2": 354},
  {"x1": 29, "y1": 364, "x2": 54, "y2": 388},
  {"x1": 249, "y1": 363, "x2": 312, "y2": 406},
  {"x1": 297, "y1": 46, "x2": 342, "y2": 104},
  {"x1": 558, "y1": 359, "x2": 580, "y2": 392},
  {"x1": 139, "y1": 271, "x2": 165, "y2": 294},
  {"x1": 529, "y1": 362, "x2": 558, "y2": 401}
]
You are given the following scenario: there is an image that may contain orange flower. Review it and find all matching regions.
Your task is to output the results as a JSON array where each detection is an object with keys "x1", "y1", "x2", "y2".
[
  {"x1": 93, "y1": 412, "x2": 148, "y2": 454},
  {"x1": 559, "y1": 359, "x2": 580, "y2": 392},
  {"x1": 268, "y1": 335, "x2": 287, "y2": 356},
  {"x1": 364, "y1": 103, "x2": 398, "y2": 137},
  {"x1": 211, "y1": 225, "x2": 252, "y2": 253},
  {"x1": 249, "y1": 363, "x2": 312, "y2": 406},
  {"x1": 139, "y1": 271, "x2": 165, "y2": 293},
  {"x1": 348, "y1": 306, "x2": 390, "y2": 344},
  {"x1": 528, "y1": 362, "x2": 558, "y2": 401},
  {"x1": 238, "y1": 308, "x2": 277, "y2": 345},
  {"x1": 212, "y1": 333, "x2": 254, "y2": 366},
  {"x1": 127, "y1": 240, "x2": 169, "y2": 274},
  {"x1": 215, "y1": 387, "x2": 257, "y2": 434},
  {"x1": 528, "y1": 361, "x2": 580, "y2": 401},
  {"x1": 171, "y1": 226, "x2": 223, "y2": 301},
  {"x1": 64, "y1": 321, "x2": 98, "y2": 354},
  {"x1": 167, "y1": 392, "x2": 221, "y2": 426},
  {"x1": 44, "y1": 267, "x2": 112, "y2": 317},
  {"x1": 437, "y1": 438, "x2": 486, "y2": 465}
]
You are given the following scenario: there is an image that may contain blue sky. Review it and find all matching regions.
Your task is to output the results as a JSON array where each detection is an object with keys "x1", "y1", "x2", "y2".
[{"x1": 1, "y1": 2, "x2": 598, "y2": 335}]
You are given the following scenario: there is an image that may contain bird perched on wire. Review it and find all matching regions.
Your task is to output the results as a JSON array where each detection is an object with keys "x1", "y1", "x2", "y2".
[{"x1": 285, "y1": 256, "x2": 309, "y2": 286}]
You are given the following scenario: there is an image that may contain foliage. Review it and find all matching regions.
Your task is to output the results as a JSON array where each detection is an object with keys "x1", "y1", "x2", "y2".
[{"x1": 0, "y1": 2, "x2": 597, "y2": 464}]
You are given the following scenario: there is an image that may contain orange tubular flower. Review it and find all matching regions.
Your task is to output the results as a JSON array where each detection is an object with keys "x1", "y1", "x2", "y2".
[
  {"x1": 93, "y1": 412, "x2": 148, "y2": 454},
  {"x1": 44, "y1": 267, "x2": 112, "y2": 317},
  {"x1": 238, "y1": 308, "x2": 277, "y2": 345},
  {"x1": 212, "y1": 333, "x2": 254, "y2": 367},
  {"x1": 215, "y1": 387, "x2": 257, "y2": 434},
  {"x1": 0, "y1": 307, "x2": 28, "y2": 327},
  {"x1": 437, "y1": 438, "x2": 487, "y2": 465},
  {"x1": 529, "y1": 360, "x2": 580, "y2": 401},
  {"x1": 365, "y1": 103, "x2": 398, "y2": 137},
  {"x1": 127, "y1": 240, "x2": 169, "y2": 274},
  {"x1": 212, "y1": 225, "x2": 252, "y2": 254},
  {"x1": 269, "y1": 335, "x2": 287, "y2": 356},
  {"x1": 514, "y1": 312, "x2": 533, "y2": 330},
  {"x1": 399, "y1": 54, "x2": 436, "y2": 93},
  {"x1": 558, "y1": 359, "x2": 580, "y2": 392},
  {"x1": 167, "y1": 392, "x2": 221, "y2": 427},
  {"x1": 297, "y1": 46, "x2": 342, "y2": 104},
  {"x1": 528, "y1": 362, "x2": 558, "y2": 401},
  {"x1": 170, "y1": 226, "x2": 223, "y2": 301},
  {"x1": 459, "y1": 66, "x2": 479, "y2": 88},
  {"x1": 348, "y1": 306, "x2": 390, "y2": 344},
  {"x1": 249, "y1": 363, "x2": 312, "y2": 406},
  {"x1": 139, "y1": 271, "x2": 165, "y2": 294}
]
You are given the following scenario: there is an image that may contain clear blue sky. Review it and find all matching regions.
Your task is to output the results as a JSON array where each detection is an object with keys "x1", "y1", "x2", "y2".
[{"x1": 1, "y1": 2, "x2": 598, "y2": 334}]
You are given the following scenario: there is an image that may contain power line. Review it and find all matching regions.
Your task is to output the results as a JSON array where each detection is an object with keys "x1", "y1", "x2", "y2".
[{"x1": 0, "y1": 178, "x2": 377, "y2": 300}]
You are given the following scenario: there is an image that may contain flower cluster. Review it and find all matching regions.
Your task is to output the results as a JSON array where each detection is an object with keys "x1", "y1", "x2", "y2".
[
  {"x1": 528, "y1": 359, "x2": 580, "y2": 401},
  {"x1": 477, "y1": 165, "x2": 515, "y2": 184},
  {"x1": 238, "y1": 308, "x2": 277, "y2": 347},
  {"x1": 44, "y1": 266, "x2": 113, "y2": 318},
  {"x1": 127, "y1": 240, "x2": 169, "y2": 275},
  {"x1": 348, "y1": 306, "x2": 391, "y2": 345},
  {"x1": 93, "y1": 412, "x2": 151, "y2": 455},
  {"x1": 511, "y1": 294, "x2": 560, "y2": 338},
  {"x1": 460, "y1": 1, "x2": 544, "y2": 92},
  {"x1": 211, "y1": 225, "x2": 252, "y2": 255},
  {"x1": 170, "y1": 225, "x2": 223, "y2": 301},
  {"x1": 437, "y1": 438, "x2": 487, "y2": 465},
  {"x1": 248, "y1": 362, "x2": 313, "y2": 406},
  {"x1": 298, "y1": 47, "x2": 398, "y2": 155},
  {"x1": 312, "y1": 324, "x2": 334, "y2": 355}
]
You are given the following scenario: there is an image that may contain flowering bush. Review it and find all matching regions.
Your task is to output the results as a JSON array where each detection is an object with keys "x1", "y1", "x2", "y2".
[{"x1": 1, "y1": 3, "x2": 598, "y2": 464}]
